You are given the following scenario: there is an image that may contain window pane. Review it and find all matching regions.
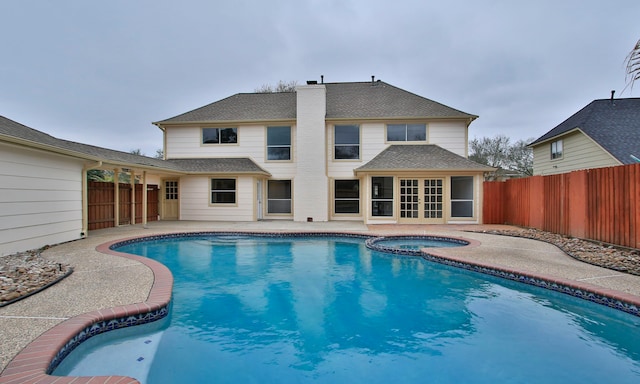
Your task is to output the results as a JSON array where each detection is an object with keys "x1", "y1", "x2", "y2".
[
  {"x1": 220, "y1": 128, "x2": 237, "y2": 143},
  {"x1": 268, "y1": 180, "x2": 291, "y2": 199},
  {"x1": 335, "y1": 200, "x2": 359, "y2": 214},
  {"x1": 335, "y1": 125, "x2": 359, "y2": 144},
  {"x1": 372, "y1": 201, "x2": 393, "y2": 216},
  {"x1": 268, "y1": 126, "x2": 291, "y2": 145},
  {"x1": 268, "y1": 200, "x2": 291, "y2": 214},
  {"x1": 267, "y1": 147, "x2": 291, "y2": 160},
  {"x1": 335, "y1": 145, "x2": 359, "y2": 159},
  {"x1": 451, "y1": 176, "x2": 473, "y2": 199},
  {"x1": 387, "y1": 125, "x2": 405, "y2": 141},
  {"x1": 212, "y1": 192, "x2": 236, "y2": 204},
  {"x1": 203, "y1": 128, "x2": 219, "y2": 144},
  {"x1": 372, "y1": 177, "x2": 393, "y2": 199},
  {"x1": 335, "y1": 180, "x2": 359, "y2": 198},
  {"x1": 211, "y1": 179, "x2": 235, "y2": 190},
  {"x1": 407, "y1": 124, "x2": 426, "y2": 141},
  {"x1": 451, "y1": 201, "x2": 473, "y2": 217}
]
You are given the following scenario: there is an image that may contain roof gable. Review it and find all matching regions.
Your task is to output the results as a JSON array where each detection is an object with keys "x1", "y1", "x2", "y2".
[
  {"x1": 155, "y1": 81, "x2": 477, "y2": 125},
  {"x1": 355, "y1": 144, "x2": 494, "y2": 172},
  {"x1": 530, "y1": 98, "x2": 640, "y2": 164}
]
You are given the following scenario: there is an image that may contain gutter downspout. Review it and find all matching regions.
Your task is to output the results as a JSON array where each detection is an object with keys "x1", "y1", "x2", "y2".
[{"x1": 82, "y1": 161, "x2": 102, "y2": 238}]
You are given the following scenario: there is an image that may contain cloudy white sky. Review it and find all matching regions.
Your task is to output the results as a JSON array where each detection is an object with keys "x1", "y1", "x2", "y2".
[{"x1": 1, "y1": 0, "x2": 639, "y2": 156}]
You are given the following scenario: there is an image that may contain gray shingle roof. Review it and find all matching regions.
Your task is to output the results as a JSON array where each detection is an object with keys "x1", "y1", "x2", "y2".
[
  {"x1": 155, "y1": 81, "x2": 477, "y2": 124},
  {"x1": 325, "y1": 81, "x2": 476, "y2": 119},
  {"x1": 355, "y1": 145, "x2": 495, "y2": 172},
  {"x1": 530, "y1": 98, "x2": 640, "y2": 164},
  {"x1": 165, "y1": 158, "x2": 270, "y2": 175},
  {"x1": 156, "y1": 93, "x2": 297, "y2": 123},
  {"x1": 1, "y1": 115, "x2": 269, "y2": 175}
]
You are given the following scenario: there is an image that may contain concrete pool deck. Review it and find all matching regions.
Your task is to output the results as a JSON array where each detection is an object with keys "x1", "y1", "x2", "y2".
[{"x1": 2, "y1": 221, "x2": 640, "y2": 383}]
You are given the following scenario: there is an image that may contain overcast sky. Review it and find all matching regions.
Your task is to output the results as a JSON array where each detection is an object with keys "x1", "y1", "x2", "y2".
[{"x1": 1, "y1": 0, "x2": 639, "y2": 156}]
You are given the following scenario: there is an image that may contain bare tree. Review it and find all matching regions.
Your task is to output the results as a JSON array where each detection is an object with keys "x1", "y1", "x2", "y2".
[
  {"x1": 624, "y1": 38, "x2": 640, "y2": 93},
  {"x1": 469, "y1": 135, "x2": 534, "y2": 180},
  {"x1": 255, "y1": 80, "x2": 298, "y2": 93}
]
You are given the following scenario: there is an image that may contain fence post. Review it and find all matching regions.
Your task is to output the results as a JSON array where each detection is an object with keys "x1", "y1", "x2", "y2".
[
  {"x1": 529, "y1": 176, "x2": 544, "y2": 230},
  {"x1": 567, "y1": 170, "x2": 588, "y2": 239}
]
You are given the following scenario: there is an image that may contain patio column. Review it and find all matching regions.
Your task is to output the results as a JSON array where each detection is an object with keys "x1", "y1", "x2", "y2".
[
  {"x1": 130, "y1": 170, "x2": 136, "y2": 225},
  {"x1": 142, "y1": 171, "x2": 148, "y2": 227},
  {"x1": 114, "y1": 168, "x2": 120, "y2": 227}
]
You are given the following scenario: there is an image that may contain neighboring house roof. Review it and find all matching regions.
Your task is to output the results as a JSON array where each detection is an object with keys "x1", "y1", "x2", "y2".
[
  {"x1": 529, "y1": 98, "x2": 640, "y2": 164},
  {"x1": 154, "y1": 81, "x2": 477, "y2": 124},
  {"x1": 0, "y1": 115, "x2": 270, "y2": 175},
  {"x1": 354, "y1": 145, "x2": 495, "y2": 173}
]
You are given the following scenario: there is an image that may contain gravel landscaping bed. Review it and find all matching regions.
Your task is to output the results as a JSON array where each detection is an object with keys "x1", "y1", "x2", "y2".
[
  {"x1": 0, "y1": 248, "x2": 72, "y2": 306},
  {"x1": 475, "y1": 228, "x2": 640, "y2": 276}
]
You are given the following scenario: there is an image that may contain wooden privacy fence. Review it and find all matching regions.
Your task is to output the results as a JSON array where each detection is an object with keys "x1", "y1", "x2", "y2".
[
  {"x1": 88, "y1": 181, "x2": 159, "y2": 230},
  {"x1": 483, "y1": 163, "x2": 640, "y2": 249}
]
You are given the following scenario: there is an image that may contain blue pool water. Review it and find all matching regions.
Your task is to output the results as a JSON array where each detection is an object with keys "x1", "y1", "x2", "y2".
[{"x1": 55, "y1": 235, "x2": 640, "y2": 383}]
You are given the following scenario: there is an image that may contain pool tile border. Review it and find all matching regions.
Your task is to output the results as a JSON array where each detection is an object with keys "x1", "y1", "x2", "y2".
[{"x1": 2, "y1": 230, "x2": 640, "y2": 383}]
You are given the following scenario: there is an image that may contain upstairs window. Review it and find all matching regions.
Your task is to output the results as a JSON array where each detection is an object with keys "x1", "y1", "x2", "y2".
[
  {"x1": 551, "y1": 139, "x2": 563, "y2": 160},
  {"x1": 267, "y1": 126, "x2": 291, "y2": 160},
  {"x1": 203, "y1": 127, "x2": 237, "y2": 144},
  {"x1": 386, "y1": 124, "x2": 426, "y2": 142},
  {"x1": 334, "y1": 125, "x2": 360, "y2": 160}
]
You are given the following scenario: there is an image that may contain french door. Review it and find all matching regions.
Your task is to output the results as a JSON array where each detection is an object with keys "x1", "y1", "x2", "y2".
[{"x1": 399, "y1": 178, "x2": 444, "y2": 223}]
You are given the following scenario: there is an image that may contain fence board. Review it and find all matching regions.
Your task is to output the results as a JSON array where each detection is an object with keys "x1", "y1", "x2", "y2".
[
  {"x1": 483, "y1": 163, "x2": 640, "y2": 249},
  {"x1": 88, "y1": 181, "x2": 159, "y2": 230}
]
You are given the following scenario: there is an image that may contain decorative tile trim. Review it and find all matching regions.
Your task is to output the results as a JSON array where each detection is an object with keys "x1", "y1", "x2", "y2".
[
  {"x1": 365, "y1": 235, "x2": 469, "y2": 256},
  {"x1": 47, "y1": 307, "x2": 169, "y2": 373},
  {"x1": 420, "y1": 251, "x2": 640, "y2": 317}
]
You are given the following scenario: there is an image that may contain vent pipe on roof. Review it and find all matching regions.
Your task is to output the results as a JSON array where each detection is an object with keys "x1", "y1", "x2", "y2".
[
  {"x1": 321, "y1": 75, "x2": 324, "y2": 84},
  {"x1": 371, "y1": 75, "x2": 375, "y2": 85},
  {"x1": 611, "y1": 90, "x2": 615, "y2": 100}
]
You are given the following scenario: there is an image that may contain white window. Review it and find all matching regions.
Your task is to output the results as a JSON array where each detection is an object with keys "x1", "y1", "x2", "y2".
[
  {"x1": 334, "y1": 125, "x2": 360, "y2": 160},
  {"x1": 267, "y1": 180, "x2": 291, "y2": 214},
  {"x1": 387, "y1": 124, "x2": 426, "y2": 142},
  {"x1": 450, "y1": 176, "x2": 473, "y2": 218},
  {"x1": 371, "y1": 177, "x2": 393, "y2": 217},
  {"x1": 334, "y1": 180, "x2": 360, "y2": 214},
  {"x1": 203, "y1": 128, "x2": 237, "y2": 144},
  {"x1": 551, "y1": 139, "x2": 563, "y2": 160},
  {"x1": 210, "y1": 178, "x2": 236, "y2": 204},
  {"x1": 267, "y1": 126, "x2": 291, "y2": 160}
]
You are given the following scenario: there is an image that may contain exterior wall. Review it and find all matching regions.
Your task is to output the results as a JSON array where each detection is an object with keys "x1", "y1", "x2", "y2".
[
  {"x1": 179, "y1": 175, "x2": 255, "y2": 221},
  {"x1": 294, "y1": 85, "x2": 328, "y2": 221},
  {"x1": 532, "y1": 130, "x2": 620, "y2": 175},
  {"x1": 0, "y1": 142, "x2": 83, "y2": 255},
  {"x1": 429, "y1": 121, "x2": 468, "y2": 157}
]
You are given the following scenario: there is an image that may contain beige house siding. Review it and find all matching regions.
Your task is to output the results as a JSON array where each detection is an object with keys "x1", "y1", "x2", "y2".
[
  {"x1": 532, "y1": 130, "x2": 621, "y2": 175},
  {"x1": 0, "y1": 142, "x2": 83, "y2": 256},
  {"x1": 429, "y1": 121, "x2": 467, "y2": 157},
  {"x1": 178, "y1": 175, "x2": 255, "y2": 221}
]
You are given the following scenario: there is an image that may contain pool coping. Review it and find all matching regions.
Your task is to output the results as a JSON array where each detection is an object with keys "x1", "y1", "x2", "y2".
[{"x1": 1, "y1": 230, "x2": 640, "y2": 383}]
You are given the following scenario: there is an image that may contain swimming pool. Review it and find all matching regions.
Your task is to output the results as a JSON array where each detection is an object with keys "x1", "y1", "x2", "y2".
[{"x1": 54, "y1": 234, "x2": 640, "y2": 383}]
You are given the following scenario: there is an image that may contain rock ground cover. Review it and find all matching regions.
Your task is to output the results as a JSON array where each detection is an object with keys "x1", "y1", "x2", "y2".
[
  {"x1": 1, "y1": 228, "x2": 639, "y2": 306},
  {"x1": 0, "y1": 248, "x2": 72, "y2": 306}
]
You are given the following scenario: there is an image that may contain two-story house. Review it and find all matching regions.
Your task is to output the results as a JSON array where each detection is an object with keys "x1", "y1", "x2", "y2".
[
  {"x1": 153, "y1": 79, "x2": 493, "y2": 224},
  {"x1": 529, "y1": 97, "x2": 640, "y2": 175}
]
